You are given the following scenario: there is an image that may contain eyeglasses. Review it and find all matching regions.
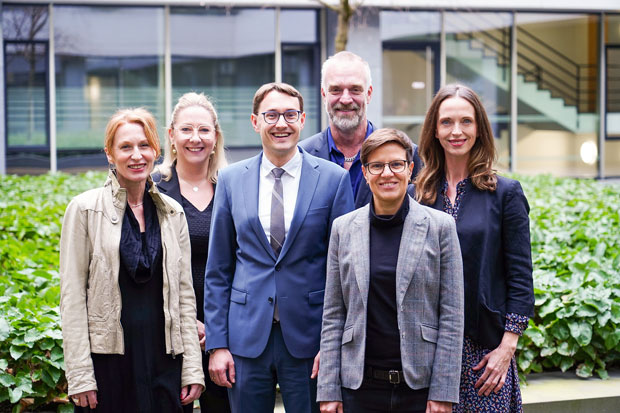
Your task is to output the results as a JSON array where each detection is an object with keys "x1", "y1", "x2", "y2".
[
  {"x1": 175, "y1": 124, "x2": 213, "y2": 138},
  {"x1": 364, "y1": 160, "x2": 409, "y2": 175},
  {"x1": 260, "y1": 110, "x2": 302, "y2": 124}
]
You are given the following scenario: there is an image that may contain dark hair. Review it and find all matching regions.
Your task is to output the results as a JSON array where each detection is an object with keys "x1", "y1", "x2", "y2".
[
  {"x1": 415, "y1": 84, "x2": 497, "y2": 205},
  {"x1": 252, "y1": 82, "x2": 304, "y2": 115},
  {"x1": 361, "y1": 128, "x2": 413, "y2": 165}
]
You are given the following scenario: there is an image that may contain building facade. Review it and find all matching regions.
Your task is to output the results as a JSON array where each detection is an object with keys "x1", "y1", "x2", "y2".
[{"x1": 1, "y1": 0, "x2": 619, "y2": 177}]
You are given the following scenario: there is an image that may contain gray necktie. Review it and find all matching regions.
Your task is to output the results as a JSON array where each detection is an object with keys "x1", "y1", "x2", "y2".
[{"x1": 270, "y1": 168, "x2": 286, "y2": 257}]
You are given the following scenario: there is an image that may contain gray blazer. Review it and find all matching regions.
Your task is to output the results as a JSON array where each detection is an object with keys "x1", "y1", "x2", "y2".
[{"x1": 317, "y1": 196, "x2": 464, "y2": 403}]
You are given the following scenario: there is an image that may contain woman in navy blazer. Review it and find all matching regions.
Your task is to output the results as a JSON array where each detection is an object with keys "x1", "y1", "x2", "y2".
[{"x1": 415, "y1": 84, "x2": 534, "y2": 412}]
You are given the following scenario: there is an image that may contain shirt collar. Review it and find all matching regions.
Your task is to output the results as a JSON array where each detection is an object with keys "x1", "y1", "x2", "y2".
[
  {"x1": 261, "y1": 148, "x2": 303, "y2": 178},
  {"x1": 326, "y1": 120, "x2": 375, "y2": 156}
]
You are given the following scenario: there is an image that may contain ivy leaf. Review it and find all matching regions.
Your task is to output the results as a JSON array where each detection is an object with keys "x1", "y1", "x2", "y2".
[
  {"x1": 576, "y1": 362, "x2": 594, "y2": 378},
  {"x1": 9, "y1": 345, "x2": 26, "y2": 360},
  {"x1": 568, "y1": 321, "x2": 592, "y2": 346},
  {"x1": 0, "y1": 316, "x2": 10, "y2": 341},
  {"x1": 58, "y1": 403, "x2": 74, "y2": 413}
]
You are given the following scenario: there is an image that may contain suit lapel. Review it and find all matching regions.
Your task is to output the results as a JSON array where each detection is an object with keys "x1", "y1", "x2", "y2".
[
  {"x1": 352, "y1": 206, "x2": 371, "y2": 309},
  {"x1": 278, "y1": 150, "x2": 318, "y2": 260},
  {"x1": 396, "y1": 198, "x2": 429, "y2": 306},
  {"x1": 242, "y1": 153, "x2": 276, "y2": 259}
]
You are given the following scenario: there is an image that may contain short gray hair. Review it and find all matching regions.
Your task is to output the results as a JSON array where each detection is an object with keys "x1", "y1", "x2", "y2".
[{"x1": 321, "y1": 51, "x2": 372, "y2": 91}]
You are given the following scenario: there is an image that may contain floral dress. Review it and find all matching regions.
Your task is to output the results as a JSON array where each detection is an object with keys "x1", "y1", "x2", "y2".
[{"x1": 442, "y1": 179, "x2": 528, "y2": 413}]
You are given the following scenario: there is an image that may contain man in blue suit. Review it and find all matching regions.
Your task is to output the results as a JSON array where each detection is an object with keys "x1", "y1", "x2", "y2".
[
  {"x1": 300, "y1": 51, "x2": 422, "y2": 208},
  {"x1": 204, "y1": 82, "x2": 354, "y2": 413}
]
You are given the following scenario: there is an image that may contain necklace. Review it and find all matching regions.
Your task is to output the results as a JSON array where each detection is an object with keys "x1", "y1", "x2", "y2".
[
  {"x1": 129, "y1": 202, "x2": 143, "y2": 208},
  {"x1": 179, "y1": 176, "x2": 204, "y2": 193},
  {"x1": 344, "y1": 155, "x2": 357, "y2": 163}
]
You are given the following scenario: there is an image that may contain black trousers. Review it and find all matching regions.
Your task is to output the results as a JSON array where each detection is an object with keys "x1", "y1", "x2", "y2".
[{"x1": 342, "y1": 376, "x2": 429, "y2": 413}]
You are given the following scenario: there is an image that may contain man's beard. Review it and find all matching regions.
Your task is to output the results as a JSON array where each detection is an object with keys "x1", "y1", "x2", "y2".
[{"x1": 327, "y1": 102, "x2": 365, "y2": 132}]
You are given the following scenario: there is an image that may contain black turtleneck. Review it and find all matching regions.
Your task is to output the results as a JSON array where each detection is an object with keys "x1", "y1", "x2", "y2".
[{"x1": 365, "y1": 196, "x2": 410, "y2": 370}]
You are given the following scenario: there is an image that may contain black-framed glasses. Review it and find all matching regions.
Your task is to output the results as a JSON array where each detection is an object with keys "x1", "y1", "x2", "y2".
[
  {"x1": 364, "y1": 160, "x2": 409, "y2": 175},
  {"x1": 261, "y1": 110, "x2": 302, "y2": 124},
  {"x1": 175, "y1": 124, "x2": 213, "y2": 138}
]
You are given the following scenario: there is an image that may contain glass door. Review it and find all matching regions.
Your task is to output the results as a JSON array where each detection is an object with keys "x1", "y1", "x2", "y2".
[{"x1": 382, "y1": 42, "x2": 439, "y2": 144}]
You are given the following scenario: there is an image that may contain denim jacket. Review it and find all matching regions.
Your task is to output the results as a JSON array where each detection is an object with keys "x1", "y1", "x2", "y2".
[{"x1": 59, "y1": 171, "x2": 204, "y2": 396}]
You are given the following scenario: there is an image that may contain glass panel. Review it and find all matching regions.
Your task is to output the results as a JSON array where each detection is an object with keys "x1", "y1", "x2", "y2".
[
  {"x1": 283, "y1": 44, "x2": 320, "y2": 140},
  {"x1": 605, "y1": 15, "x2": 620, "y2": 176},
  {"x1": 445, "y1": 12, "x2": 512, "y2": 171},
  {"x1": 171, "y1": 8, "x2": 275, "y2": 147},
  {"x1": 281, "y1": 9, "x2": 316, "y2": 43},
  {"x1": 282, "y1": 10, "x2": 319, "y2": 140},
  {"x1": 516, "y1": 14, "x2": 599, "y2": 177},
  {"x1": 380, "y1": 11, "x2": 440, "y2": 144},
  {"x1": 382, "y1": 48, "x2": 435, "y2": 144},
  {"x1": 2, "y1": 5, "x2": 50, "y2": 173},
  {"x1": 2, "y1": 5, "x2": 49, "y2": 40},
  {"x1": 5, "y1": 42, "x2": 47, "y2": 147},
  {"x1": 54, "y1": 6, "x2": 165, "y2": 154}
]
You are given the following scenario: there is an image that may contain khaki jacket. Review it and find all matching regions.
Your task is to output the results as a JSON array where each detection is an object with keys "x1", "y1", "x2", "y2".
[{"x1": 59, "y1": 171, "x2": 204, "y2": 396}]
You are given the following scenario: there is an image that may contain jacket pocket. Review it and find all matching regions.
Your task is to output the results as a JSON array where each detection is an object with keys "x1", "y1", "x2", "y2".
[
  {"x1": 420, "y1": 324, "x2": 439, "y2": 343},
  {"x1": 230, "y1": 288, "x2": 247, "y2": 304},
  {"x1": 341, "y1": 325, "x2": 354, "y2": 345},
  {"x1": 308, "y1": 289, "x2": 324, "y2": 305},
  {"x1": 87, "y1": 255, "x2": 111, "y2": 321}
]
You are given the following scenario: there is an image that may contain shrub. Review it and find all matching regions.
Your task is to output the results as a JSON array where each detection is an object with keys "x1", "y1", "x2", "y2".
[
  {"x1": 0, "y1": 172, "x2": 106, "y2": 412},
  {"x1": 516, "y1": 175, "x2": 620, "y2": 379}
]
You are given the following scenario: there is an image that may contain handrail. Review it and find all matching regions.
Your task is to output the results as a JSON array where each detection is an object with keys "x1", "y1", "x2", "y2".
[
  {"x1": 448, "y1": 13, "x2": 599, "y2": 113},
  {"x1": 516, "y1": 27, "x2": 580, "y2": 71}
]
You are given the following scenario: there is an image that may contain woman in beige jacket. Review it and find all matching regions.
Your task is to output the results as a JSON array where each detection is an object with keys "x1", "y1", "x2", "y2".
[{"x1": 59, "y1": 108, "x2": 204, "y2": 412}]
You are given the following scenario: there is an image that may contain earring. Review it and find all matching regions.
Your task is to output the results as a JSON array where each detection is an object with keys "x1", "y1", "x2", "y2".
[
  {"x1": 108, "y1": 163, "x2": 116, "y2": 170},
  {"x1": 171, "y1": 144, "x2": 177, "y2": 155}
]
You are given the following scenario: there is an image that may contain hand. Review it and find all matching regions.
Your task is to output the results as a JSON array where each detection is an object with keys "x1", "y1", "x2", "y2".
[
  {"x1": 196, "y1": 320, "x2": 206, "y2": 351},
  {"x1": 320, "y1": 401, "x2": 343, "y2": 413},
  {"x1": 426, "y1": 400, "x2": 452, "y2": 413},
  {"x1": 310, "y1": 351, "x2": 320, "y2": 379},
  {"x1": 208, "y1": 348, "x2": 235, "y2": 388},
  {"x1": 71, "y1": 390, "x2": 98, "y2": 409},
  {"x1": 473, "y1": 331, "x2": 519, "y2": 396},
  {"x1": 180, "y1": 383, "x2": 203, "y2": 405}
]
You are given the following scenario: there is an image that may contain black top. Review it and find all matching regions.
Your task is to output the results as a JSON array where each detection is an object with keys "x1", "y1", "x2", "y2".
[
  {"x1": 365, "y1": 196, "x2": 409, "y2": 370},
  {"x1": 153, "y1": 166, "x2": 215, "y2": 323},
  {"x1": 181, "y1": 195, "x2": 213, "y2": 323},
  {"x1": 83, "y1": 190, "x2": 183, "y2": 413}
]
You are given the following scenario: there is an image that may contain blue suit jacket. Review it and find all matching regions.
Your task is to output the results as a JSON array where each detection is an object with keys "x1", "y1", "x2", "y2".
[
  {"x1": 299, "y1": 124, "x2": 423, "y2": 209},
  {"x1": 204, "y1": 148, "x2": 355, "y2": 359}
]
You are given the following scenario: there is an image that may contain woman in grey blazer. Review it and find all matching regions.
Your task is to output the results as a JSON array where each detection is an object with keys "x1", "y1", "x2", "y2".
[{"x1": 317, "y1": 128, "x2": 464, "y2": 413}]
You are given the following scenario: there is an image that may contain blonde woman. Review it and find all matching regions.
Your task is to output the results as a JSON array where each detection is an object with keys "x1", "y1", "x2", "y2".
[
  {"x1": 153, "y1": 92, "x2": 229, "y2": 412},
  {"x1": 60, "y1": 108, "x2": 204, "y2": 412}
]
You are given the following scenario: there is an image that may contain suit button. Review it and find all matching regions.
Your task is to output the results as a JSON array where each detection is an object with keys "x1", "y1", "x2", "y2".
[
  {"x1": 268, "y1": 297, "x2": 274, "y2": 303},
  {"x1": 402, "y1": 332, "x2": 406, "y2": 338},
  {"x1": 275, "y1": 265, "x2": 281, "y2": 271}
]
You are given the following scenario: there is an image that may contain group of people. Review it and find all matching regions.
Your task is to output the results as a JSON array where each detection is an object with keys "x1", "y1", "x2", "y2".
[{"x1": 59, "y1": 51, "x2": 534, "y2": 413}]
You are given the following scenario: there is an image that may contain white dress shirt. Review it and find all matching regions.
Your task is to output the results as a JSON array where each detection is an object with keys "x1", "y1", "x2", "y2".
[{"x1": 258, "y1": 150, "x2": 302, "y2": 242}]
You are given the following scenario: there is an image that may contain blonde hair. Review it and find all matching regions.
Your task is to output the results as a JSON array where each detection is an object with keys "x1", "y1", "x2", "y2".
[
  {"x1": 415, "y1": 84, "x2": 497, "y2": 205},
  {"x1": 159, "y1": 92, "x2": 227, "y2": 183},
  {"x1": 104, "y1": 107, "x2": 160, "y2": 158}
]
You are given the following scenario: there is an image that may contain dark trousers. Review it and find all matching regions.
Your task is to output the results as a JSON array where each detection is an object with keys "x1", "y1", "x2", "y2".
[
  {"x1": 227, "y1": 323, "x2": 318, "y2": 413},
  {"x1": 342, "y1": 375, "x2": 429, "y2": 413}
]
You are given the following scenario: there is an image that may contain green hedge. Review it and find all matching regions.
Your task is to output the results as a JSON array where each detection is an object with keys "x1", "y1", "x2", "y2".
[
  {"x1": 0, "y1": 172, "x2": 618, "y2": 410},
  {"x1": 0, "y1": 172, "x2": 106, "y2": 413},
  {"x1": 516, "y1": 175, "x2": 620, "y2": 379}
]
